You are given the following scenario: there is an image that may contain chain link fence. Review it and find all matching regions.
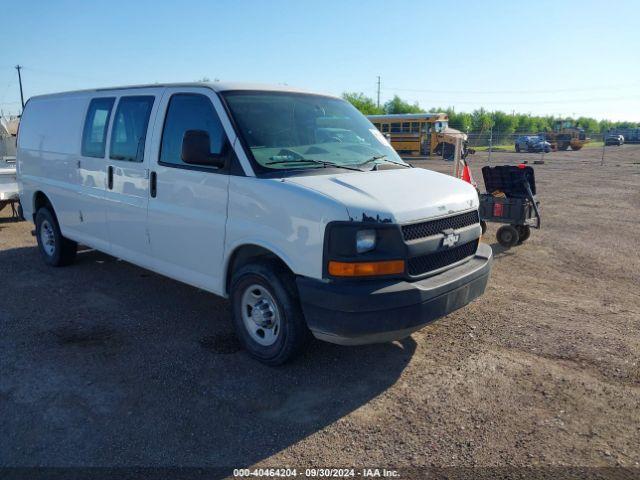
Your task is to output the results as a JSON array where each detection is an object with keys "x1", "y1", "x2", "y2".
[
  {"x1": 465, "y1": 132, "x2": 607, "y2": 150},
  {"x1": 461, "y1": 130, "x2": 640, "y2": 168}
]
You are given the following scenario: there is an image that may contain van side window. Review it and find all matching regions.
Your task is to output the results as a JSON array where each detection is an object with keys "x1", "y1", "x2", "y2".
[
  {"x1": 110, "y1": 96, "x2": 155, "y2": 162},
  {"x1": 159, "y1": 94, "x2": 226, "y2": 169},
  {"x1": 82, "y1": 97, "x2": 115, "y2": 158}
]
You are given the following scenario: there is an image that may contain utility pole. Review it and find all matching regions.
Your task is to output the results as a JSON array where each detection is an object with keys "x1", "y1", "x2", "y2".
[
  {"x1": 376, "y1": 76, "x2": 381, "y2": 108},
  {"x1": 15, "y1": 65, "x2": 25, "y2": 111}
]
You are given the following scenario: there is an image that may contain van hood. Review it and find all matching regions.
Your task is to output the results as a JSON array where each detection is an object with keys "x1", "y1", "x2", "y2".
[{"x1": 285, "y1": 167, "x2": 479, "y2": 224}]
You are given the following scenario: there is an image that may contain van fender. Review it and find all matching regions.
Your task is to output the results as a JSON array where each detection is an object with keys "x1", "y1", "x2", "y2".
[
  {"x1": 223, "y1": 238, "x2": 299, "y2": 294},
  {"x1": 32, "y1": 190, "x2": 56, "y2": 219}
]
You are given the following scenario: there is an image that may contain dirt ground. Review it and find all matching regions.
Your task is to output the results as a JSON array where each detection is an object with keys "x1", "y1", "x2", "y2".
[{"x1": 1, "y1": 145, "x2": 639, "y2": 477}]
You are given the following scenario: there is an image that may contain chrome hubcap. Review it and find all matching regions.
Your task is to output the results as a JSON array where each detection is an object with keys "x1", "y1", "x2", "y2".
[
  {"x1": 40, "y1": 220, "x2": 56, "y2": 256},
  {"x1": 241, "y1": 284, "x2": 280, "y2": 346}
]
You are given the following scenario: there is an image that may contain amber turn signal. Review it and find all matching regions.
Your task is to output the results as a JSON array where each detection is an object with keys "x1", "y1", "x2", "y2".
[{"x1": 328, "y1": 260, "x2": 405, "y2": 277}]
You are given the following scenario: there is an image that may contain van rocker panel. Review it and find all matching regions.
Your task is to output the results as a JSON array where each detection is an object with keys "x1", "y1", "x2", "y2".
[{"x1": 297, "y1": 243, "x2": 492, "y2": 345}]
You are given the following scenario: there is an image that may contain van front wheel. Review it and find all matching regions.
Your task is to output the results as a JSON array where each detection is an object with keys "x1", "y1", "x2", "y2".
[
  {"x1": 230, "y1": 261, "x2": 310, "y2": 365},
  {"x1": 35, "y1": 207, "x2": 77, "y2": 266}
]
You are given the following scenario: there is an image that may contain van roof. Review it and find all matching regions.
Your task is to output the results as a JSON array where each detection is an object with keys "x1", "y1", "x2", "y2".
[{"x1": 27, "y1": 82, "x2": 337, "y2": 101}]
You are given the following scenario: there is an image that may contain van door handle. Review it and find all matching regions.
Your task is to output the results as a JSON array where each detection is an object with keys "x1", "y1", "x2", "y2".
[
  {"x1": 107, "y1": 166, "x2": 114, "y2": 190},
  {"x1": 150, "y1": 171, "x2": 157, "y2": 198}
]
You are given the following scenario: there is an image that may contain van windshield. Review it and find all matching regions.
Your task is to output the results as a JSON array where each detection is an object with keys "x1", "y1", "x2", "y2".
[{"x1": 222, "y1": 91, "x2": 406, "y2": 172}]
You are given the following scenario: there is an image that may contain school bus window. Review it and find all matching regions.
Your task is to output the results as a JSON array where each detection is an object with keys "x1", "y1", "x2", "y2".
[
  {"x1": 411, "y1": 122, "x2": 420, "y2": 133},
  {"x1": 381, "y1": 123, "x2": 389, "y2": 133},
  {"x1": 391, "y1": 123, "x2": 401, "y2": 133}
]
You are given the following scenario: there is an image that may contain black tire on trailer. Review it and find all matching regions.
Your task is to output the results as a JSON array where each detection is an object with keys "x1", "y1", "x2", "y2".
[
  {"x1": 480, "y1": 220, "x2": 487, "y2": 235},
  {"x1": 558, "y1": 143, "x2": 570, "y2": 151},
  {"x1": 230, "y1": 260, "x2": 311, "y2": 365},
  {"x1": 35, "y1": 207, "x2": 77, "y2": 266},
  {"x1": 515, "y1": 144, "x2": 521, "y2": 153},
  {"x1": 496, "y1": 225, "x2": 520, "y2": 248},
  {"x1": 515, "y1": 225, "x2": 531, "y2": 244}
]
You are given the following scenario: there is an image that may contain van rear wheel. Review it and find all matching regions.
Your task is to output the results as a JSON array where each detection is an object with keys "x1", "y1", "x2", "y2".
[
  {"x1": 35, "y1": 207, "x2": 77, "y2": 266},
  {"x1": 230, "y1": 260, "x2": 310, "y2": 365}
]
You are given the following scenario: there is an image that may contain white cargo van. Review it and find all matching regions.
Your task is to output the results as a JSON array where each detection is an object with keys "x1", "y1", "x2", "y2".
[{"x1": 17, "y1": 83, "x2": 492, "y2": 364}]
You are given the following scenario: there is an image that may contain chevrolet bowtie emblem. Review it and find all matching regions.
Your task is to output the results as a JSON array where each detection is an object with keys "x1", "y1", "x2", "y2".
[{"x1": 442, "y1": 230, "x2": 460, "y2": 248}]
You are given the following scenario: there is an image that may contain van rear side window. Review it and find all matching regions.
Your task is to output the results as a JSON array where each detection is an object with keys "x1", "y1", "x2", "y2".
[
  {"x1": 82, "y1": 97, "x2": 115, "y2": 158},
  {"x1": 110, "y1": 96, "x2": 155, "y2": 162}
]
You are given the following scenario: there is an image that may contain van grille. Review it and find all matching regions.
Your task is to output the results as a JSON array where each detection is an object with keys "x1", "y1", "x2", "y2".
[
  {"x1": 402, "y1": 210, "x2": 479, "y2": 241},
  {"x1": 407, "y1": 239, "x2": 479, "y2": 276}
]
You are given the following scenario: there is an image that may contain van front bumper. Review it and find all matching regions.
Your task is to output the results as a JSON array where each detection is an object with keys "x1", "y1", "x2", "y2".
[{"x1": 296, "y1": 243, "x2": 493, "y2": 345}]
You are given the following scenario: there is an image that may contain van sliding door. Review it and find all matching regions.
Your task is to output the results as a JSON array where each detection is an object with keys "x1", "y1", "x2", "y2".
[
  {"x1": 103, "y1": 92, "x2": 159, "y2": 266},
  {"x1": 76, "y1": 96, "x2": 115, "y2": 251}
]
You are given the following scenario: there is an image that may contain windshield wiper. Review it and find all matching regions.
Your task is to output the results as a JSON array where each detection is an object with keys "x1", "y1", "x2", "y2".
[
  {"x1": 265, "y1": 158, "x2": 363, "y2": 172},
  {"x1": 358, "y1": 154, "x2": 411, "y2": 168}
]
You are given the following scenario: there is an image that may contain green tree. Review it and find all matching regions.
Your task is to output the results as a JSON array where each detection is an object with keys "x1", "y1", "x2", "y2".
[
  {"x1": 449, "y1": 111, "x2": 473, "y2": 133},
  {"x1": 341, "y1": 92, "x2": 384, "y2": 115},
  {"x1": 472, "y1": 108, "x2": 494, "y2": 133},
  {"x1": 343, "y1": 89, "x2": 639, "y2": 137},
  {"x1": 598, "y1": 119, "x2": 613, "y2": 133},
  {"x1": 383, "y1": 95, "x2": 424, "y2": 114},
  {"x1": 538, "y1": 116, "x2": 554, "y2": 133},
  {"x1": 615, "y1": 121, "x2": 640, "y2": 129},
  {"x1": 576, "y1": 117, "x2": 600, "y2": 134},
  {"x1": 492, "y1": 111, "x2": 517, "y2": 143}
]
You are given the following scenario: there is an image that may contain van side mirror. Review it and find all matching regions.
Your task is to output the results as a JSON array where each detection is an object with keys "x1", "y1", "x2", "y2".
[{"x1": 181, "y1": 130, "x2": 225, "y2": 168}]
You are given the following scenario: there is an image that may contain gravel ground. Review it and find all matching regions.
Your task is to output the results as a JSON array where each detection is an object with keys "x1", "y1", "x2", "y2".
[{"x1": 1, "y1": 145, "x2": 639, "y2": 477}]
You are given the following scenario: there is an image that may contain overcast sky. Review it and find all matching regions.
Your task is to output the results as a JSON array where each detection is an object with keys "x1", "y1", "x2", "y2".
[{"x1": 2, "y1": 0, "x2": 638, "y2": 121}]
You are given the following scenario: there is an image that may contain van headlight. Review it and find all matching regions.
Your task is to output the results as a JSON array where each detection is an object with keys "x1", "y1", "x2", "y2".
[
  {"x1": 356, "y1": 229, "x2": 376, "y2": 253},
  {"x1": 324, "y1": 222, "x2": 406, "y2": 279}
]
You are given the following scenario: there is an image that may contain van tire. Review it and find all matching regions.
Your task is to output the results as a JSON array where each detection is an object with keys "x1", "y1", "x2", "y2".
[
  {"x1": 230, "y1": 260, "x2": 310, "y2": 365},
  {"x1": 35, "y1": 207, "x2": 77, "y2": 266}
]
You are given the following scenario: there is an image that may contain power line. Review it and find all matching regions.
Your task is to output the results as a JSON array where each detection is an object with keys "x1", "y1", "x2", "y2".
[
  {"x1": 0, "y1": 75, "x2": 15, "y2": 104},
  {"x1": 380, "y1": 82, "x2": 640, "y2": 95},
  {"x1": 21, "y1": 65, "x2": 106, "y2": 83},
  {"x1": 384, "y1": 95, "x2": 640, "y2": 106}
]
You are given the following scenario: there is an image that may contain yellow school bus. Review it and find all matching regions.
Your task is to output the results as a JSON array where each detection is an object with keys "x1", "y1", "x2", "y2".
[{"x1": 367, "y1": 113, "x2": 468, "y2": 158}]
